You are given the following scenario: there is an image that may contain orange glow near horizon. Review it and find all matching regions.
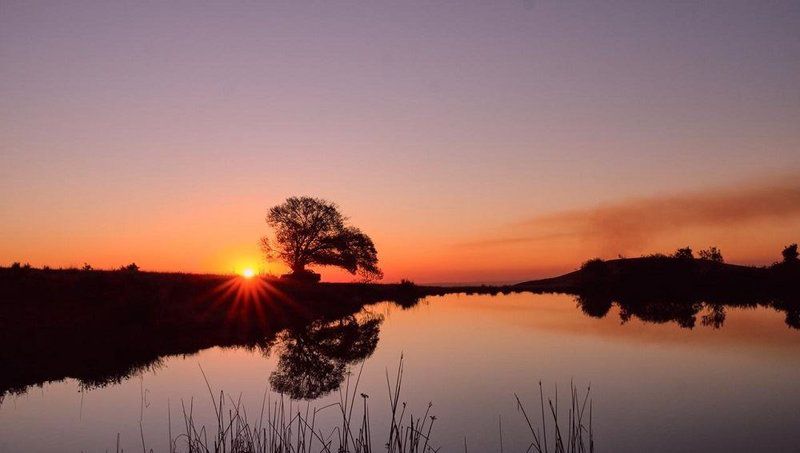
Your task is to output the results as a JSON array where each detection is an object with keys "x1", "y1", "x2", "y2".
[
  {"x1": 0, "y1": 178, "x2": 798, "y2": 283},
  {"x1": 241, "y1": 268, "x2": 255, "y2": 279}
]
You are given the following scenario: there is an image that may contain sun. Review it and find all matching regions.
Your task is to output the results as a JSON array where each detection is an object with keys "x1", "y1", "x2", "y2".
[{"x1": 241, "y1": 268, "x2": 255, "y2": 279}]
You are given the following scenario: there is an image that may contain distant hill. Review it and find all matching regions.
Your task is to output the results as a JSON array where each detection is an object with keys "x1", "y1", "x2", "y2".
[{"x1": 515, "y1": 257, "x2": 795, "y2": 294}]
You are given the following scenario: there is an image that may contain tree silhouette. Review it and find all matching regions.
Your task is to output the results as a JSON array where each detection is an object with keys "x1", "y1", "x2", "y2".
[
  {"x1": 672, "y1": 247, "x2": 694, "y2": 260},
  {"x1": 261, "y1": 197, "x2": 383, "y2": 281},
  {"x1": 782, "y1": 243, "x2": 798, "y2": 263},
  {"x1": 579, "y1": 258, "x2": 610, "y2": 288},
  {"x1": 119, "y1": 263, "x2": 139, "y2": 272},
  {"x1": 698, "y1": 247, "x2": 724, "y2": 263}
]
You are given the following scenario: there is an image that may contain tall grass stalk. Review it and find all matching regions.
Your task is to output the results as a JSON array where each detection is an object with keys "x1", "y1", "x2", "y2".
[
  {"x1": 159, "y1": 356, "x2": 437, "y2": 453},
  {"x1": 514, "y1": 381, "x2": 593, "y2": 453},
  {"x1": 121, "y1": 362, "x2": 593, "y2": 453}
]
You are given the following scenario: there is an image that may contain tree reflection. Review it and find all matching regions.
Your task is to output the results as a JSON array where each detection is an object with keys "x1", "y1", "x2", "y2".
[
  {"x1": 700, "y1": 304, "x2": 727, "y2": 329},
  {"x1": 618, "y1": 299, "x2": 704, "y2": 329},
  {"x1": 266, "y1": 313, "x2": 383, "y2": 400},
  {"x1": 572, "y1": 291, "x2": 800, "y2": 330}
]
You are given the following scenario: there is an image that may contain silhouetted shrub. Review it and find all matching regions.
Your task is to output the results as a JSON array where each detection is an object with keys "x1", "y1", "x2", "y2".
[
  {"x1": 82, "y1": 263, "x2": 93, "y2": 271},
  {"x1": 673, "y1": 247, "x2": 694, "y2": 260},
  {"x1": 119, "y1": 263, "x2": 139, "y2": 272},
  {"x1": 698, "y1": 247, "x2": 724, "y2": 263},
  {"x1": 280, "y1": 269, "x2": 320, "y2": 282},
  {"x1": 782, "y1": 244, "x2": 798, "y2": 263},
  {"x1": 580, "y1": 258, "x2": 606, "y2": 271},
  {"x1": 580, "y1": 258, "x2": 610, "y2": 287},
  {"x1": 10, "y1": 262, "x2": 21, "y2": 270}
]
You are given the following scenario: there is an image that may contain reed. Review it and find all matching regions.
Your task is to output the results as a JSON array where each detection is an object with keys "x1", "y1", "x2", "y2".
[
  {"x1": 122, "y1": 361, "x2": 593, "y2": 453},
  {"x1": 514, "y1": 381, "x2": 594, "y2": 453},
  {"x1": 146, "y1": 355, "x2": 437, "y2": 453}
]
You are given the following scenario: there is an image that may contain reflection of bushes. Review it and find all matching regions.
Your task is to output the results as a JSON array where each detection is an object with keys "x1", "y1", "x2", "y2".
[
  {"x1": 575, "y1": 292, "x2": 613, "y2": 318},
  {"x1": 786, "y1": 309, "x2": 800, "y2": 329},
  {"x1": 701, "y1": 304, "x2": 726, "y2": 329},
  {"x1": 619, "y1": 298, "x2": 703, "y2": 329},
  {"x1": 573, "y1": 289, "x2": 800, "y2": 330}
]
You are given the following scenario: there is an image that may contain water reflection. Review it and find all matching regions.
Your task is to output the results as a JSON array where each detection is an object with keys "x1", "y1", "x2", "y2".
[
  {"x1": 574, "y1": 290, "x2": 799, "y2": 330},
  {"x1": 265, "y1": 313, "x2": 383, "y2": 399},
  {"x1": 2, "y1": 273, "x2": 799, "y2": 403},
  {"x1": 0, "y1": 271, "x2": 417, "y2": 401}
]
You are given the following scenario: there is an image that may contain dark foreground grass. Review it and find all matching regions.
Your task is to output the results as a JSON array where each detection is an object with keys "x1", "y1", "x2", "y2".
[{"x1": 121, "y1": 357, "x2": 593, "y2": 453}]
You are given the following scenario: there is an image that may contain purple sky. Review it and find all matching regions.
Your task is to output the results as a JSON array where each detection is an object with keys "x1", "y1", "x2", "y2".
[{"x1": 2, "y1": 1, "x2": 799, "y2": 281}]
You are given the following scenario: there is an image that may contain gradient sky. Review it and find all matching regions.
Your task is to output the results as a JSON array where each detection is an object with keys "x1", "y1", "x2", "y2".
[{"x1": 1, "y1": 1, "x2": 799, "y2": 282}]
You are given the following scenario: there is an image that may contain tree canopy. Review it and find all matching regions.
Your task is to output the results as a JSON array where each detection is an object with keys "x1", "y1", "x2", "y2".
[
  {"x1": 673, "y1": 247, "x2": 694, "y2": 260},
  {"x1": 782, "y1": 243, "x2": 799, "y2": 263},
  {"x1": 261, "y1": 196, "x2": 383, "y2": 281},
  {"x1": 698, "y1": 246, "x2": 724, "y2": 263}
]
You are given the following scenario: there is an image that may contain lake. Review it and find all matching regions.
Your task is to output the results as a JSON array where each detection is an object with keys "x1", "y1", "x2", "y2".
[{"x1": 2, "y1": 292, "x2": 799, "y2": 452}]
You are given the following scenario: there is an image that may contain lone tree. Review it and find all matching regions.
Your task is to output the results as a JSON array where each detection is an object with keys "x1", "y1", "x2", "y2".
[
  {"x1": 261, "y1": 196, "x2": 383, "y2": 282},
  {"x1": 782, "y1": 243, "x2": 799, "y2": 263}
]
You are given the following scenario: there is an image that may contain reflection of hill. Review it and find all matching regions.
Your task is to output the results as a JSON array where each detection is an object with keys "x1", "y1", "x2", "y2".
[
  {"x1": 0, "y1": 268, "x2": 509, "y2": 398},
  {"x1": 518, "y1": 257, "x2": 799, "y2": 329},
  {"x1": 574, "y1": 289, "x2": 799, "y2": 330}
]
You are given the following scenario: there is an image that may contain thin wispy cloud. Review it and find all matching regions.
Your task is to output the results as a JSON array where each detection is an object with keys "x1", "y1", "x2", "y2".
[
  {"x1": 462, "y1": 178, "x2": 800, "y2": 255},
  {"x1": 458, "y1": 232, "x2": 576, "y2": 248}
]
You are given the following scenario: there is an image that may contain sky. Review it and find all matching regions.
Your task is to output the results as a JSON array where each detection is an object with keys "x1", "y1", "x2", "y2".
[{"x1": 1, "y1": 1, "x2": 799, "y2": 283}]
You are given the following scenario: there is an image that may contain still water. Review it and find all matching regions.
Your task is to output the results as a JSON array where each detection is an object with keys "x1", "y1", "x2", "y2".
[{"x1": 2, "y1": 292, "x2": 799, "y2": 452}]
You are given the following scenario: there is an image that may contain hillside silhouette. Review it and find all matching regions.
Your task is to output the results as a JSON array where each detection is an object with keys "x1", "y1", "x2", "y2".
[{"x1": 516, "y1": 256, "x2": 798, "y2": 296}]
